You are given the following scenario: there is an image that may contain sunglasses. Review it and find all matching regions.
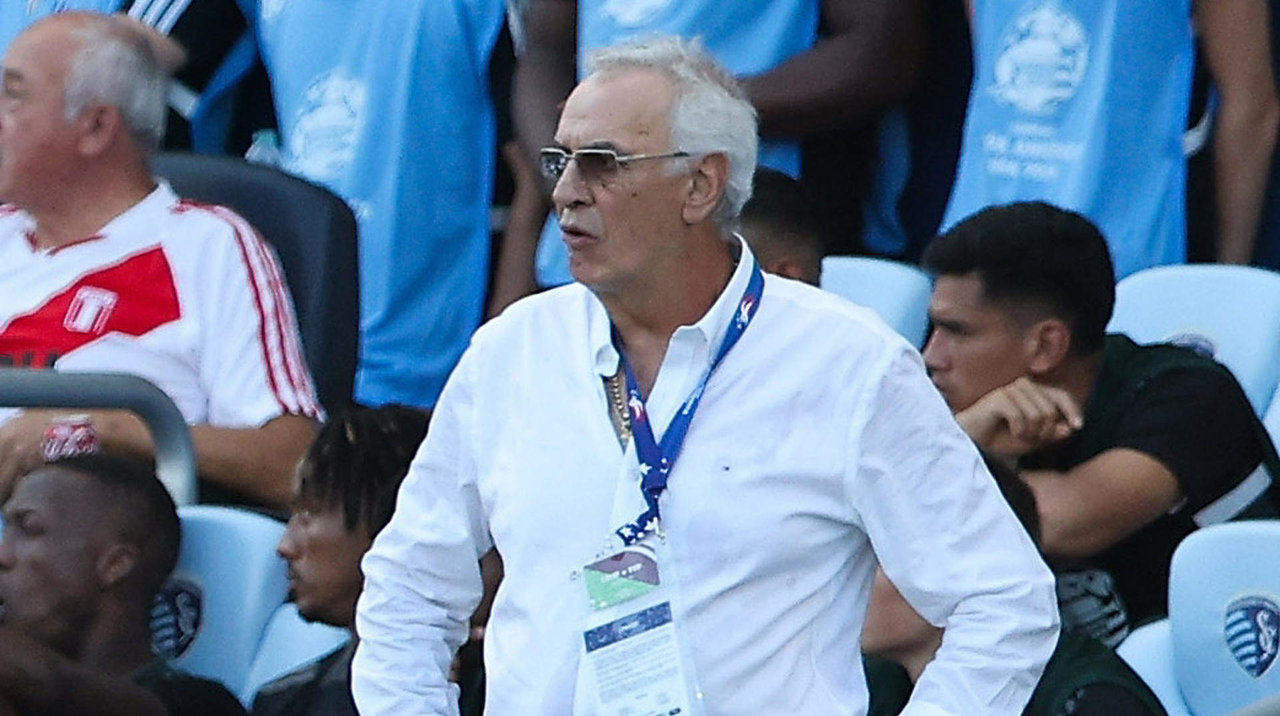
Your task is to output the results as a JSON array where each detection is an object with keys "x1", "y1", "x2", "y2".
[{"x1": 538, "y1": 146, "x2": 690, "y2": 182}]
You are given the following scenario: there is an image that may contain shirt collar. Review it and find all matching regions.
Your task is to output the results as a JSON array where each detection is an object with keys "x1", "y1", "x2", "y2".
[
  {"x1": 20, "y1": 181, "x2": 175, "y2": 256},
  {"x1": 589, "y1": 234, "x2": 758, "y2": 377}
]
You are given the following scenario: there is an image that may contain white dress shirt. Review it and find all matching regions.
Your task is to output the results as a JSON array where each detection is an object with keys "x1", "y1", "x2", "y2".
[{"x1": 353, "y1": 245, "x2": 1059, "y2": 715}]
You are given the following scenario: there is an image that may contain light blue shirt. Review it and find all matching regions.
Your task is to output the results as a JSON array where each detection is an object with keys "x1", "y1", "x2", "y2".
[
  {"x1": 943, "y1": 0, "x2": 1194, "y2": 278},
  {"x1": 257, "y1": 0, "x2": 503, "y2": 407},
  {"x1": 535, "y1": 0, "x2": 819, "y2": 287}
]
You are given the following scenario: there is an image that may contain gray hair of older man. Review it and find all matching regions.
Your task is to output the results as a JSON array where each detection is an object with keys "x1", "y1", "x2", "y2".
[
  {"x1": 586, "y1": 36, "x2": 759, "y2": 227},
  {"x1": 62, "y1": 16, "x2": 171, "y2": 151}
]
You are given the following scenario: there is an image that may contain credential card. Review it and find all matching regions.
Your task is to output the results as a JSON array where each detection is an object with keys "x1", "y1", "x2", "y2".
[{"x1": 583, "y1": 601, "x2": 693, "y2": 716}]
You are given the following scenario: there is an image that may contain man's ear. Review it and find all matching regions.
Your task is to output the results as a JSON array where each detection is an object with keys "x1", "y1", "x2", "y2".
[
  {"x1": 96, "y1": 542, "x2": 139, "y2": 591},
  {"x1": 75, "y1": 104, "x2": 124, "y2": 157},
  {"x1": 1024, "y1": 317, "x2": 1072, "y2": 376},
  {"x1": 682, "y1": 152, "x2": 728, "y2": 225}
]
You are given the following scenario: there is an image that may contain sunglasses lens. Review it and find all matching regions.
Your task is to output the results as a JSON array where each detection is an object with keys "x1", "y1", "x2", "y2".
[
  {"x1": 575, "y1": 150, "x2": 617, "y2": 178},
  {"x1": 539, "y1": 150, "x2": 568, "y2": 180}
]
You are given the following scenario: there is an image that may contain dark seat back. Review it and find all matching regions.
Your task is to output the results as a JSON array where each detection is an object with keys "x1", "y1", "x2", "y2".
[{"x1": 151, "y1": 152, "x2": 359, "y2": 415}]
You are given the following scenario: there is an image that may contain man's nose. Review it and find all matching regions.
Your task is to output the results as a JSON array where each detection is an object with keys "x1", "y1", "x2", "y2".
[
  {"x1": 550, "y1": 159, "x2": 590, "y2": 214},
  {"x1": 921, "y1": 333, "x2": 945, "y2": 372},
  {"x1": 276, "y1": 527, "x2": 298, "y2": 561}
]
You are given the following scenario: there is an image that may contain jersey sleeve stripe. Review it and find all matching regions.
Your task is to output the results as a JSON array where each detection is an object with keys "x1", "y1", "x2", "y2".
[
  {"x1": 156, "y1": 0, "x2": 194, "y2": 35},
  {"x1": 130, "y1": 0, "x2": 178, "y2": 28},
  {"x1": 130, "y1": 0, "x2": 166, "y2": 26},
  {"x1": 218, "y1": 207, "x2": 308, "y2": 416},
  {"x1": 245, "y1": 222, "x2": 323, "y2": 417},
  {"x1": 224, "y1": 210, "x2": 296, "y2": 415},
  {"x1": 213, "y1": 206, "x2": 322, "y2": 418},
  {"x1": 199, "y1": 204, "x2": 298, "y2": 416}
]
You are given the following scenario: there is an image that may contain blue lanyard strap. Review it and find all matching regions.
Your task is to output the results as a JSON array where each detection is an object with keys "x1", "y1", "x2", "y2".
[{"x1": 613, "y1": 260, "x2": 765, "y2": 546}]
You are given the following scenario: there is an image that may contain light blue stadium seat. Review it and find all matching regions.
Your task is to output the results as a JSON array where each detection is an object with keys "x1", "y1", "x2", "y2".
[
  {"x1": 1116, "y1": 621, "x2": 1192, "y2": 716},
  {"x1": 239, "y1": 602, "x2": 351, "y2": 706},
  {"x1": 1264, "y1": 390, "x2": 1280, "y2": 450},
  {"x1": 1108, "y1": 264, "x2": 1280, "y2": 414},
  {"x1": 152, "y1": 506, "x2": 289, "y2": 696},
  {"x1": 819, "y1": 256, "x2": 932, "y2": 347},
  {"x1": 1117, "y1": 521, "x2": 1280, "y2": 715}
]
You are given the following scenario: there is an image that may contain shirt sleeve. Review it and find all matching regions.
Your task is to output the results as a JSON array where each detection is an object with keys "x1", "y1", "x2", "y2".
[
  {"x1": 352, "y1": 345, "x2": 493, "y2": 716},
  {"x1": 194, "y1": 207, "x2": 322, "y2": 427},
  {"x1": 1108, "y1": 367, "x2": 1263, "y2": 512},
  {"x1": 845, "y1": 344, "x2": 1060, "y2": 716}
]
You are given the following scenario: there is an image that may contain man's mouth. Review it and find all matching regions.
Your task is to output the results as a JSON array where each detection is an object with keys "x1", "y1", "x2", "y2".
[{"x1": 559, "y1": 220, "x2": 596, "y2": 247}]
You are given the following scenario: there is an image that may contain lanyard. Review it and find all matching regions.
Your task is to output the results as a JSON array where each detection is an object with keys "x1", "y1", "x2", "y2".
[{"x1": 613, "y1": 260, "x2": 765, "y2": 546}]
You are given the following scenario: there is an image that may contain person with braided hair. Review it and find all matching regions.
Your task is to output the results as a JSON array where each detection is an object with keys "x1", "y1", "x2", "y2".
[{"x1": 252, "y1": 405, "x2": 468, "y2": 716}]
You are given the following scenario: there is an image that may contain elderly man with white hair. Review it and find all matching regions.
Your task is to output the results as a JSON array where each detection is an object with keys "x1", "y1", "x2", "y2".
[
  {"x1": 0, "y1": 12, "x2": 320, "y2": 508},
  {"x1": 353, "y1": 36, "x2": 1058, "y2": 716}
]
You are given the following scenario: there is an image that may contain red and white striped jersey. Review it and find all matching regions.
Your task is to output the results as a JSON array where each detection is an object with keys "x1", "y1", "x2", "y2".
[{"x1": 0, "y1": 182, "x2": 322, "y2": 427}]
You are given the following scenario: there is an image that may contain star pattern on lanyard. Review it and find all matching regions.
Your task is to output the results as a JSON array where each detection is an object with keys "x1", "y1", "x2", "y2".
[{"x1": 612, "y1": 259, "x2": 764, "y2": 547}]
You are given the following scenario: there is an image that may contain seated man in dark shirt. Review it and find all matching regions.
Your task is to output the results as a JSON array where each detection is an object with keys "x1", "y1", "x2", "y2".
[
  {"x1": 252, "y1": 405, "x2": 447, "y2": 716},
  {"x1": 921, "y1": 201, "x2": 1279, "y2": 646},
  {"x1": 861, "y1": 455, "x2": 1166, "y2": 716},
  {"x1": 253, "y1": 404, "x2": 496, "y2": 716},
  {"x1": 0, "y1": 454, "x2": 245, "y2": 715}
]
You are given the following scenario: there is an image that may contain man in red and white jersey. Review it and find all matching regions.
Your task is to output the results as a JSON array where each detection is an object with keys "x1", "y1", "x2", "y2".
[{"x1": 0, "y1": 12, "x2": 321, "y2": 508}]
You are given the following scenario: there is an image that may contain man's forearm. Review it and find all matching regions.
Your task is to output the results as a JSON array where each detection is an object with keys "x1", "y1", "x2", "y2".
[
  {"x1": 1196, "y1": 0, "x2": 1280, "y2": 263},
  {"x1": 1212, "y1": 97, "x2": 1280, "y2": 263},
  {"x1": 1020, "y1": 450, "x2": 1182, "y2": 561},
  {"x1": 188, "y1": 414, "x2": 317, "y2": 507},
  {"x1": 500, "y1": 0, "x2": 575, "y2": 298},
  {"x1": 743, "y1": 0, "x2": 925, "y2": 136},
  {"x1": 95, "y1": 411, "x2": 316, "y2": 507},
  {"x1": 487, "y1": 143, "x2": 551, "y2": 318},
  {"x1": 513, "y1": 0, "x2": 577, "y2": 166}
]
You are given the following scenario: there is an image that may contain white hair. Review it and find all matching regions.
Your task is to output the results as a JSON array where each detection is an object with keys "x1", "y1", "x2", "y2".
[
  {"x1": 63, "y1": 19, "x2": 168, "y2": 151},
  {"x1": 587, "y1": 36, "x2": 758, "y2": 226}
]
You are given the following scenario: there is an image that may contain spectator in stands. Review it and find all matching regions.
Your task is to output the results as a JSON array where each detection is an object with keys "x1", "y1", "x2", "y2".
[
  {"x1": 0, "y1": 454, "x2": 247, "y2": 715},
  {"x1": 921, "y1": 201, "x2": 1280, "y2": 647},
  {"x1": 862, "y1": 454, "x2": 1167, "y2": 715},
  {"x1": 2, "y1": 2, "x2": 267, "y2": 154},
  {"x1": 353, "y1": 37, "x2": 1058, "y2": 715},
  {"x1": 857, "y1": 0, "x2": 972, "y2": 263},
  {"x1": 0, "y1": 13, "x2": 321, "y2": 507},
  {"x1": 252, "y1": 405, "x2": 498, "y2": 716},
  {"x1": 488, "y1": 0, "x2": 926, "y2": 308},
  {"x1": 252, "y1": 405, "x2": 434, "y2": 716},
  {"x1": 943, "y1": 0, "x2": 1279, "y2": 276},
  {"x1": 254, "y1": 0, "x2": 504, "y2": 410},
  {"x1": 738, "y1": 167, "x2": 825, "y2": 286}
]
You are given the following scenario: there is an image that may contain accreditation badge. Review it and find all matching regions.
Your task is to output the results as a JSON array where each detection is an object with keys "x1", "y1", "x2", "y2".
[{"x1": 577, "y1": 540, "x2": 705, "y2": 716}]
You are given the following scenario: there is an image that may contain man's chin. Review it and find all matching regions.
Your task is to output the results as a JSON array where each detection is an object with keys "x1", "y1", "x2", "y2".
[
  {"x1": 930, "y1": 383, "x2": 963, "y2": 412},
  {"x1": 295, "y1": 601, "x2": 323, "y2": 624},
  {"x1": 293, "y1": 599, "x2": 346, "y2": 629}
]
